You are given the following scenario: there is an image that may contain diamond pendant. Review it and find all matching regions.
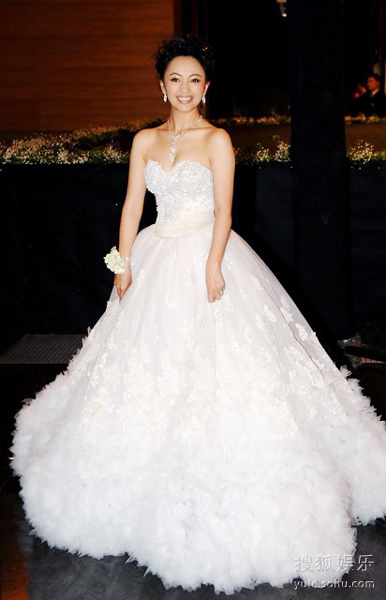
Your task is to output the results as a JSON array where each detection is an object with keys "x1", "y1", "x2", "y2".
[
  {"x1": 170, "y1": 134, "x2": 179, "y2": 164},
  {"x1": 167, "y1": 115, "x2": 202, "y2": 164}
]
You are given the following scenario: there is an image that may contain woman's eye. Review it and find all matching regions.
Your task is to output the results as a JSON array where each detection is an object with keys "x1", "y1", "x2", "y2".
[
  {"x1": 191, "y1": 78, "x2": 200, "y2": 83},
  {"x1": 170, "y1": 77, "x2": 179, "y2": 82}
]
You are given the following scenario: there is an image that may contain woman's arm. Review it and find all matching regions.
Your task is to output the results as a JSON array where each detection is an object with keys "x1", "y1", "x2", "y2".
[
  {"x1": 117, "y1": 129, "x2": 148, "y2": 258},
  {"x1": 114, "y1": 129, "x2": 149, "y2": 300},
  {"x1": 206, "y1": 128, "x2": 235, "y2": 303}
]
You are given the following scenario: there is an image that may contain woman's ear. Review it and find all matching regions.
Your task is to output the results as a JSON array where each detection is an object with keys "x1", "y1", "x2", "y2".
[
  {"x1": 159, "y1": 79, "x2": 166, "y2": 95},
  {"x1": 204, "y1": 81, "x2": 210, "y2": 95}
]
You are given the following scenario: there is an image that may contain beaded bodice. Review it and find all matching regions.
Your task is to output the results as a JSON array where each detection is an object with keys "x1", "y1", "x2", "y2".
[{"x1": 143, "y1": 159, "x2": 215, "y2": 226}]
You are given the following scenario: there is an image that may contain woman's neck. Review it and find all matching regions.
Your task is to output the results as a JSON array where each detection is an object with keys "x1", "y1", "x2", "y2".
[{"x1": 167, "y1": 108, "x2": 202, "y2": 133}]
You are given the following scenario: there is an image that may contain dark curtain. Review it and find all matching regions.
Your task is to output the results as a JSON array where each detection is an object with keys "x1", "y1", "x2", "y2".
[{"x1": 288, "y1": 0, "x2": 353, "y2": 340}]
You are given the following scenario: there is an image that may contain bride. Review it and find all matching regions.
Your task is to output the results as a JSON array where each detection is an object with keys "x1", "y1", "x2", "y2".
[
  {"x1": 10, "y1": 34, "x2": 386, "y2": 595},
  {"x1": 114, "y1": 37, "x2": 232, "y2": 305}
]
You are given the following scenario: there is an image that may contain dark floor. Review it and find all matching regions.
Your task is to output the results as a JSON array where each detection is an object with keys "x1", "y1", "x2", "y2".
[{"x1": 1, "y1": 336, "x2": 386, "y2": 599}]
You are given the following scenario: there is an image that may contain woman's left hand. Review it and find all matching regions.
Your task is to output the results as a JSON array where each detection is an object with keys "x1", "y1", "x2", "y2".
[{"x1": 206, "y1": 261, "x2": 225, "y2": 302}]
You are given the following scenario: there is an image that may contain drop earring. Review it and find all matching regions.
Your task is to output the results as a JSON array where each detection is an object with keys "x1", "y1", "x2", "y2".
[
  {"x1": 202, "y1": 94, "x2": 206, "y2": 105},
  {"x1": 163, "y1": 92, "x2": 168, "y2": 103}
]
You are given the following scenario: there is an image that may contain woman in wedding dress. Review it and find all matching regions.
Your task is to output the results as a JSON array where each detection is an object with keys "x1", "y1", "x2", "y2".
[{"x1": 10, "y1": 34, "x2": 386, "y2": 595}]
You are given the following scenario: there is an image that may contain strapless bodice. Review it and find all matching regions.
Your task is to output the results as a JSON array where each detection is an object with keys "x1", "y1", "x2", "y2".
[{"x1": 143, "y1": 159, "x2": 215, "y2": 237}]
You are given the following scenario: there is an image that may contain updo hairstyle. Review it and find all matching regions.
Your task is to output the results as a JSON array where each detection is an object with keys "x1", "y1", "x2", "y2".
[{"x1": 153, "y1": 34, "x2": 215, "y2": 82}]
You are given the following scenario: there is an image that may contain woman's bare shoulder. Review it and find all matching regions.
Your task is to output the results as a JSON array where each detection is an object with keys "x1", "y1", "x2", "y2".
[
  {"x1": 206, "y1": 124, "x2": 234, "y2": 150},
  {"x1": 131, "y1": 127, "x2": 163, "y2": 157},
  {"x1": 132, "y1": 127, "x2": 158, "y2": 145}
]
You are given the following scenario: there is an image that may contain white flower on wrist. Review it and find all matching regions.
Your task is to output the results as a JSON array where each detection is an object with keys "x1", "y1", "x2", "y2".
[{"x1": 103, "y1": 246, "x2": 133, "y2": 274}]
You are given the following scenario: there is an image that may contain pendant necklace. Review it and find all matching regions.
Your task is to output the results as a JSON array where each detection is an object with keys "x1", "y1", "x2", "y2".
[{"x1": 167, "y1": 114, "x2": 203, "y2": 164}]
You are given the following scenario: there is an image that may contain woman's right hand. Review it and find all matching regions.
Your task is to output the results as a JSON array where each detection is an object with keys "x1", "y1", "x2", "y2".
[{"x1": 114, "y1": 265, "x2": 132, "y2": 301}]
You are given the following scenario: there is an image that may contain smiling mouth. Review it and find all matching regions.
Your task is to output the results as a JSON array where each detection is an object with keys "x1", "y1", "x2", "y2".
[{"x1": 177, "y1": 97, "x2": 193, "y2": 103}]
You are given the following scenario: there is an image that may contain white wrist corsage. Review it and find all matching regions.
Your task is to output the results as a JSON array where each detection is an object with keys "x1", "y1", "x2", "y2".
[{"x1": 104, "y1": 246, "x2": 134, "y2": 274}]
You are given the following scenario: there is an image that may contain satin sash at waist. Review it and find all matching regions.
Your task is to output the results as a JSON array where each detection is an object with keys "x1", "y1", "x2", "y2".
[{"x1": 154, "y1": 209, "x2": 215, "y2": 238}]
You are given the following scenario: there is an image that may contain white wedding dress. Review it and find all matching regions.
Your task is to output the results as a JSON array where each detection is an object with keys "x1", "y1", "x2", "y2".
[{"x1": 11, "y1": 158, "x2": 386, "y2": 594}]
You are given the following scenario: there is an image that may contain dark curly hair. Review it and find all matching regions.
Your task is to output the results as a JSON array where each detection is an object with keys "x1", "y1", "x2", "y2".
[{"x1": 153, "y1": 34, "x2": 215, "y2": 81}]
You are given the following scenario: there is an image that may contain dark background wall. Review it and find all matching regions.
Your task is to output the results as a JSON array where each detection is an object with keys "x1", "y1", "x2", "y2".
[{"x1": 177, "y1": 0, "x2": 386, "y2": 119}]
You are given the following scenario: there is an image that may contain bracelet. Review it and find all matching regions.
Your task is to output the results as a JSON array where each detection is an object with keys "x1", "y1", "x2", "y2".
[{"x1": 103, "y1": 246, "x2": 134, "y2": 274}]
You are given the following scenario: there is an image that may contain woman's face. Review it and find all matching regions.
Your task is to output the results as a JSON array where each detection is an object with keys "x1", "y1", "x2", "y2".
[{"x1": 160, "y1": 55, "x2": 209, "y2": 112}]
